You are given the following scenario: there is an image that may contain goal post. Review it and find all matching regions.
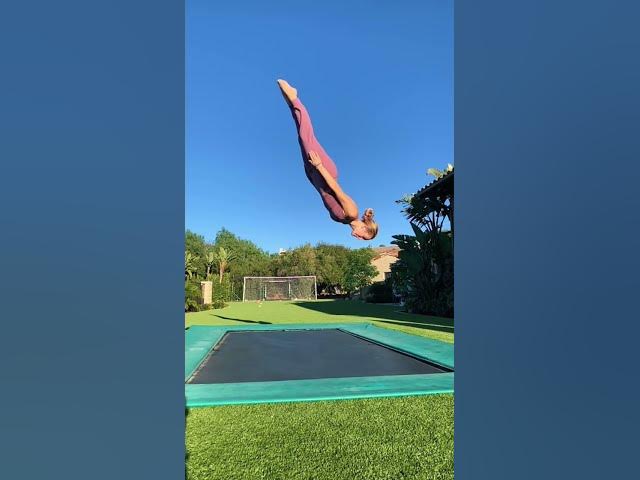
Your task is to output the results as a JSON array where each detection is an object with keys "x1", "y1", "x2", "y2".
[{"x1": 242, "y1": 276, "x2": 318, "y2": 302}]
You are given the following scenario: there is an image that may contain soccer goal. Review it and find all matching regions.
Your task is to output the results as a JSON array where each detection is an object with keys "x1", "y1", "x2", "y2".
[{"x1": 242, "y1": 276, "x2": 318, "y2": 302}]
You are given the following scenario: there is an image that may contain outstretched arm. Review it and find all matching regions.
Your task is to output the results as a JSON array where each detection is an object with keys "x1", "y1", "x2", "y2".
[{"x1": 308, "y1": 151, "x2": 359, "y2": 220}]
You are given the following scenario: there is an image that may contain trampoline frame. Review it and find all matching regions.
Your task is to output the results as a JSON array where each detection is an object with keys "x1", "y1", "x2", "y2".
[{"x1": 185, "y1": 323, "x2": 454, "y2": 407}]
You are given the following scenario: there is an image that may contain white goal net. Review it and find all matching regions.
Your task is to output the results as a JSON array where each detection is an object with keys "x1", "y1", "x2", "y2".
[{"x1": 242, "y1": 276, "x2": 317, "y2": 302}]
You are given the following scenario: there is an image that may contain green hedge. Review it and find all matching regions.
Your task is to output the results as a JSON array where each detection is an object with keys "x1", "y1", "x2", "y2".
[{"x1": 211, "y1": 277, "x2": 230, "y2": 309}]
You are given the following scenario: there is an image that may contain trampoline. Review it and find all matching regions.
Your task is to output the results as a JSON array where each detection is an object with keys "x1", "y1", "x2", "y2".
[{"x1": 185, "y1": 323, "x2": 454, "y2": 407}]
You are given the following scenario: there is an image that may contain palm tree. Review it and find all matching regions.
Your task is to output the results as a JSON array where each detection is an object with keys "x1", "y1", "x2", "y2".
[
  {"x1": 205, "y1": 251, "x2": 216, "y2": 281},
  {"x1": 211, "y1": 246, "x2": 234, "y2": 284},
  {"x1": 391, "y1": 163, "x2": 454, "y2": 316},
  {"x1": 185, "y1": 251, "x2": 198, "y2": 280}
]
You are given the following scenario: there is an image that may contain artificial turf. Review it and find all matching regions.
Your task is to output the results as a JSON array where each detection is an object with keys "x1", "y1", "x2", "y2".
[
  {"x1": 185, "y1": 300, "x2": 454, "y2": 480},
  {"x1": 186, "y1": 395, "x2": 454, "y2": 480},
  {"x1": 185, "y1": 299, "x2": 454, "y2": 344}
]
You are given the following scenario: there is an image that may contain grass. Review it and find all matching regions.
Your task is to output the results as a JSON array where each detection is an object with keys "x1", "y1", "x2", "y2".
[
  {"x1": 185, "y1": 299, "x2": 454, "y2": 343},
  {"x1": 186, "y1": 300, "x2": 454, "y2": 480}
]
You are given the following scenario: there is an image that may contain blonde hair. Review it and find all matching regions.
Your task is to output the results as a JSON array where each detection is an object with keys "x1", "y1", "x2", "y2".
[
  {"x1": 367, "y1": 221, "x2": 378, "y2": 239},
  {"x1": 362, "y1": 208, "x2": 377, "y2": 239}
]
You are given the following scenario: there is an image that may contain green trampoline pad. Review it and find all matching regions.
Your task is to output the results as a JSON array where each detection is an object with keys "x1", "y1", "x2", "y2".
[{"x1": 185, "y1": 323, "x2": 453, "y2": 407}]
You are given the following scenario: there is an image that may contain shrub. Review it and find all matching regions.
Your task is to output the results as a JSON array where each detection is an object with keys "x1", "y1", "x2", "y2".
[
  {"x1": 185, "y1": 279, "x2": 203, "y2": 312},
  {"x1": 391, "y1": 229, "x2": 453, "y2": 317},
  {"x1": 365, "y1": 280, "x2": 395, "y2": 303},
  {"x1": 211, "y1": 277, "x2": 230, "y2": 309}
]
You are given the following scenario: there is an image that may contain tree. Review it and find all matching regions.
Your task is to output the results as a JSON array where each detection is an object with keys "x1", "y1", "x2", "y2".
[
  {"x1": 185, "y1": 228, "x2": 388, "y2": 302},
  {"x1": 185, "y1": 230, "x2": 208, "y2": 279},
  {"x1": 270, "y1": 251, "x2": 292, "y2": 277},
  {"x1": 210, "y1": 246, "x2": 234, "y2": 283},
  {"x1": 270, "y1": 243, "x2": 319, "y2": 280},
  {"x1": 204, "y1": 250, "x2": 216, "y2": 281},
  {"x1": 314, "y1": 243, "x2": 350, "y2": 294},
  {"x1": 343, "y1": 248, "x2": 377, "y2": 297},
  {"x1": 213, "y1": 228, "x2": 272, "y2": 299},
  {"x1": 185, "y1": 251, "x2": 199, "y2": 280},
  {"x1": 392, "y1": 165, "x2": 454, "y2": 317},
  {"x1": 288, "y1": 244, "x2": 317, "y2": 276},
  {"x1": 391, "y1": 226, "x2": 453, "y2": 316}
]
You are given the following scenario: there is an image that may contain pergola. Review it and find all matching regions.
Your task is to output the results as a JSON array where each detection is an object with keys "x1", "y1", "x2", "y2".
[{"x1": 406, "y1": 169, "x2": 454, "y2": 237}]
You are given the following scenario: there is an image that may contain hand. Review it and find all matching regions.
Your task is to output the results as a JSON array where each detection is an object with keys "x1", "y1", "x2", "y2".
[{"x1": 308, "y1": 151, "x2": 323, "y2": 167}]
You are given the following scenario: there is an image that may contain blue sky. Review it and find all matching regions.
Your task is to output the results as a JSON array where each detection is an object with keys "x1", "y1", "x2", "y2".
[{"x1": 186, "y1": 0, "x2": 452, "y2": 253}]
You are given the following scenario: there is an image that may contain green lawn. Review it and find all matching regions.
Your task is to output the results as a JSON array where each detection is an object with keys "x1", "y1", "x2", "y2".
[
  {"x1": 185, "y1": 300, "x2": 454, "y2": 343},
  {"x1": 186, "y1": 300, "x2": 454, "y2": 480}
]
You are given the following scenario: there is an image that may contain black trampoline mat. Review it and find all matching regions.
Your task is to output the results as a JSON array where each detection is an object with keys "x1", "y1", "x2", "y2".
[{"x1": 187, "y1": 329, "x2": 451, "y2": 384}]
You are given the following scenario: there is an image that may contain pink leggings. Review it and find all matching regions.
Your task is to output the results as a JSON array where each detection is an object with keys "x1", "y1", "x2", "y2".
[{"x1": 289, "y1": 98, "x2": 348, "y2": 223}]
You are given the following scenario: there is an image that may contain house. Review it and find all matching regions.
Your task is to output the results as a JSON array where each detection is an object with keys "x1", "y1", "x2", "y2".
[{"x1": 370, "y1": 245, "x2": 400, "y2": 282}]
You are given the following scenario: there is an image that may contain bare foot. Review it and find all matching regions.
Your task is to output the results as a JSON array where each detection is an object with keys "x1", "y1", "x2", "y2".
[{"x1": 277, "y1": 79, "x2": 297, "y2": 105}]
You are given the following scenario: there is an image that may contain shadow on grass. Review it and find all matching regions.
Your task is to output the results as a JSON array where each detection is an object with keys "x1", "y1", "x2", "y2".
[
  {"x1": 372, "y1": 318, "x2": 454, "y2": 334},
  {"x1": 294, "y1": 301, "x2": 454, "y2": 333},
  {"x1": 213, "y1": 315, "x2": 271, "y2": 325}
]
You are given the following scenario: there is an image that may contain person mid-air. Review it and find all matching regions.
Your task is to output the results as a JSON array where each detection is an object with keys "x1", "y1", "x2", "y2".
[{"x1": 277, "y1": 79, "x2": 378, "y2": 241}]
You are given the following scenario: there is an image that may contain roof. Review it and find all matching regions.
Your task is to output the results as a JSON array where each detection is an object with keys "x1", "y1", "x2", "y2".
[
  {"x1": 414, "y1": 169, "x2": 454, "y2": 199},
  {"x1": 372, "y1": 246, "x2": 400, "y2": 259},
  {"x1": 406, "y1": 170, "x2": 454, "y2": 225}
]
